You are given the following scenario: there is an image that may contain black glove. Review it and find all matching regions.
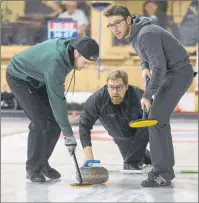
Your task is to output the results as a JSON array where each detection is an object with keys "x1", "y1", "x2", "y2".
[{"x1": 64, "y1": 136, "x2": 77, "y2": 156}]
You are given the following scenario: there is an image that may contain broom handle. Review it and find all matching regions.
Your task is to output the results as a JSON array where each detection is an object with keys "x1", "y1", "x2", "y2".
[
  {"x1": 142, "y1": 110, "x2": 148, "y2": 120},
  {"x1": 72, "y1": 152, "x2": 83, "y2": 183},
  {"x1": 142, "y1": 76, "x2": 150, "y2": 119}
]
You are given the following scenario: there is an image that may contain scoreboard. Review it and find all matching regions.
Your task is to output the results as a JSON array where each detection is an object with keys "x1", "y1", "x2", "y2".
[{"x1": 48, "y1": 20, "x2": 78, "y2": 40}]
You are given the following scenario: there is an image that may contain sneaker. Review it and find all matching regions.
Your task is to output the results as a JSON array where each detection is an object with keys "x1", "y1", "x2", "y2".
[
  {"x1": 41, "y1": 163, "x2": 61, "y2": 179},
  {"x1": 141, "y1": 170, "x2": 172, "y2": 187},
  {"x1": 26, "y1": 169, "x2": 46, "y2": 182},
  {"x1": 123, "y1": 162, "x2": 141, "y2": 170}
]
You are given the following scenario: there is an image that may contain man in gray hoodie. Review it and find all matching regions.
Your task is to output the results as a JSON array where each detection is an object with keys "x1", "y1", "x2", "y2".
[{"x1": 104, "y1": 4, "x2": 196, "y2": 187}]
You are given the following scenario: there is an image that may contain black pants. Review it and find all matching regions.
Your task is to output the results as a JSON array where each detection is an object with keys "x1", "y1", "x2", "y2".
[
  {"x1": 113, "y1": 128, "x2": 149, "y2": 164},
  {"x1": 6, "y1": 71, "x2": 61, "y2": 172}
]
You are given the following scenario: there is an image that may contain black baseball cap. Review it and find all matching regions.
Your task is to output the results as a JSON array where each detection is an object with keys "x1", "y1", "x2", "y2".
[{"x1": 70, "y1": 36, "x2": 99, "y2": 61}]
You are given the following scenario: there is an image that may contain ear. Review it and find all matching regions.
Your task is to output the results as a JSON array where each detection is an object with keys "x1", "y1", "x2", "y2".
[
  {"x1": 125, "y1": 84, "x2": 129, "y2": 90},
  {"x1": 74, "y1": 49, "x2": 80, "y2": 58},
  {"x1": 126, "y1": 16, "x2": 132, "y2": 25}
]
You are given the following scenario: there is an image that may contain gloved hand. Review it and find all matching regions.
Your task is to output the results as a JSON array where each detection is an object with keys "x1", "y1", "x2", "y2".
[{"x1": 64, "y1": 136, "x2": 77, "y2": 156}]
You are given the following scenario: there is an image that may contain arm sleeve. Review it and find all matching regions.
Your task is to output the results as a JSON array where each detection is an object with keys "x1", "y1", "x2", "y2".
[
  {"x1": 79, "y1": 94, "x2": 100, "y2": 148},
  {"x1": 44, "y1": 62, "x2": 73, "y2": 137},
  {"x1": 133, "y1": 86, "x2": 144, "y2": 111},
  {"x1": 140, "y1": 32, "x2": 167, "y2": 99}
]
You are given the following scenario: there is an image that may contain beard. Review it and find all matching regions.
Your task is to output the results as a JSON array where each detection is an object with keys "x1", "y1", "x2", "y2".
[
  {"x1": 74, "y1": 66, "x2": 81, "y2": 70},
  {"x1": 111, "y1": 95, "x2": 123, "y2": 104}
]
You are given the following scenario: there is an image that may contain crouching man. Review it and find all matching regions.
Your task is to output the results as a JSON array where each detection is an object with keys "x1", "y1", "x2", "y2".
[{"x1": 79, "y1": 70, "x2": 151, "y2": 170}]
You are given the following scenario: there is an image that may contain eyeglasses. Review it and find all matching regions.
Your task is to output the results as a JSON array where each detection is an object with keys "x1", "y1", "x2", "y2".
[
  {"x1": 107, "y1": 84, "x2": 125, "y2": 91},
  {"x1": 107, "y1": 17, "x2": 126, "y2": 29}
]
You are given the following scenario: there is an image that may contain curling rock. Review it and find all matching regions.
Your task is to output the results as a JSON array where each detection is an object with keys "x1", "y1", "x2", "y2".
[{"x1": 77, "y1": 160, "x2": 109, "y2": 184}]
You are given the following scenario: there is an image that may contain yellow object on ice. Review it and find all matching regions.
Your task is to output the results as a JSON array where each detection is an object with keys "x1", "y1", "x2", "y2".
[
  {"x1": 70, "y1": 182, "x2": 93, "y2": 188},
  {"x1": 129, "y1": 119, "x2": 158, "y2": 128}
]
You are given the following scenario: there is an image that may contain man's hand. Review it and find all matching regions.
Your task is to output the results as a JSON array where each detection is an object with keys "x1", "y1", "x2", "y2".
[
  {"x1": 142, "y1": 69, "x2": 151, "y2": 85},
  {"x1": 141, "y1": 98, "x2": 152, "y2": 112},
  {"x1": 64, "y1": 136, "x2": 77, "y2": 156},
  {"x1": 83, "y1": 146, "x2": 94, "y2": 166}
]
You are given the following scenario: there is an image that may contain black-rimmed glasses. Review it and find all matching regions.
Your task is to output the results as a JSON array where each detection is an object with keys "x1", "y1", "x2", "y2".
[{"x1": 107, "y1": 17, "x2": 127, "y2": 29}]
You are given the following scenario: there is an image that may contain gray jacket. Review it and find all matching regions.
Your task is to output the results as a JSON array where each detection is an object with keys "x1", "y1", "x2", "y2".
[{"x1": 126, "y1": 16, "x2": 190, "y2": 99}]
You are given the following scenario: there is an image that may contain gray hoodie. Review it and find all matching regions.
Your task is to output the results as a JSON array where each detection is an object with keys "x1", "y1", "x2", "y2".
[{"x1": 126, "y1": 16, "x2": 190, "y2": 99}]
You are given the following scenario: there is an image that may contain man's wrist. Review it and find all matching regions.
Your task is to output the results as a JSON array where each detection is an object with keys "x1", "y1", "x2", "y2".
[
  {"x1": 84, "y1": 146, "x2": 94, "y2": 159},
  {"x1": 142, "y1": 67, "x2": 150, "y2": 71},
  {"x1": 142, "y1": 92, "x2": 152, "y2": 100}
]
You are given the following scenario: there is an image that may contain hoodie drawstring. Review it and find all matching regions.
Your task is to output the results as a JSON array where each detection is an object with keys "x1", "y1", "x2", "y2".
[{"x1": 66, "y1": 69, "x2": 76, "y2": 95}]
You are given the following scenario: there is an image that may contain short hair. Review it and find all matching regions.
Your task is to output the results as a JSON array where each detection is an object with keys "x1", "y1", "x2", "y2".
[
  {"x1": 103, "y1": 4, "x2": 131, "y2": 18},
  {"x1": 107, "y1": 70, "x2": 128, "y2": 85}
]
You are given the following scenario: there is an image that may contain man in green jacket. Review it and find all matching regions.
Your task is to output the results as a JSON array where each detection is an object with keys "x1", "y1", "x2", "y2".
[{"x1": 6, "y1": 37, "x2": 99, "y2": 182}]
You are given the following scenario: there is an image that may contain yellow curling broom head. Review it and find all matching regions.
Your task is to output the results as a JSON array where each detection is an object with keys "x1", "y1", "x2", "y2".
[
  {"x1": 129, "y1": 119, "x2": 158, "y2": 128},
  {"x1": 70, "y1": 182, "x2": 93, "y2": 188}
]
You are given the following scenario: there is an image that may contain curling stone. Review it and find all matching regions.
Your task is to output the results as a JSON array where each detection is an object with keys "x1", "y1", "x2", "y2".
[{"x1": 76, "y1": 160, "x2": 109, "y2": 184}]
